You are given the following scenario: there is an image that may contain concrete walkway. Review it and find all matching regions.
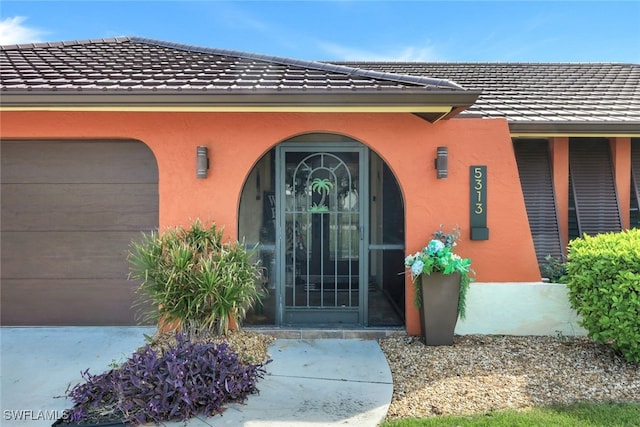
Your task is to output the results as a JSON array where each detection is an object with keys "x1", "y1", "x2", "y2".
[{"x1": 0, "y1": 327, "x2": 393, "y2": 426}]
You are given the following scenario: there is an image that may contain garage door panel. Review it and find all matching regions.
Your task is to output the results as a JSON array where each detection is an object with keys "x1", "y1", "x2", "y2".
[
  {"x1": 0, "y1": 279, "x2": 154, "y2": 326},
  {"x1": 2, "y1": 231, "x2": 145, "y2": 279},
  {"x1": 1, "y1": 139, "x2": 158, "y2": 325},
  {"x1": 2, "y1": 184, "x2": 158, "y2": 231},
  {"x1": 1, "y1": 140, "x2": 158, "y2": 184}
]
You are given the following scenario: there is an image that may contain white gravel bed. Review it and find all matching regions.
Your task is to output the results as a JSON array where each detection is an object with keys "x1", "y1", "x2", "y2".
[{"x1": 378, "y1": 334, "x2": 640, "y2": 420}]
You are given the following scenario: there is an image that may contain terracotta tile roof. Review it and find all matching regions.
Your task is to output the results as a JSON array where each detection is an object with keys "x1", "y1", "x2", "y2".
[
  {"x1": 338, "y1": 62, "x2": 640, "y2": 127},
  {"x1": 0, "y1": 37, "x2": 463, "y2": 93},
  {"x1": 1, "y1": 37, "x2": 638, "y2": 132}
]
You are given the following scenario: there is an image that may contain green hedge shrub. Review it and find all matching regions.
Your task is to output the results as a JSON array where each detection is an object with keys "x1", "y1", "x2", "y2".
[
  {"x1": 128, "y1": 220, "x2": 264, "y2": 335},
  {"x1": 566, "y1": 229, "x2": 640, "y2": 362}
]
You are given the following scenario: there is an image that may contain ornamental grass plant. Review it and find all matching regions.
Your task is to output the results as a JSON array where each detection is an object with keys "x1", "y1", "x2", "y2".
[{"x1": 128, "y1": 219, "x2": 264, "y2": 335}]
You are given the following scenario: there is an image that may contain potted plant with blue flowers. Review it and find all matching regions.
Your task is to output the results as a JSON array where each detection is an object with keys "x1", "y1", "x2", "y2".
[{"x1": 405, "y1": 226, "x2": 474, "y2": 345}]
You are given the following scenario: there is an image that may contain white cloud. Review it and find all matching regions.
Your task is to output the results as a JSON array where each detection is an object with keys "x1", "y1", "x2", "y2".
[
  {"x1": 392, "y1": 46, "x2": 443, "y2": 62},
  {"x1": 0, "y1": 16, "x2": 46, "y2": 45},
  {"x1": 317, "y1": 41, "x2": 442, "y2": 62}
]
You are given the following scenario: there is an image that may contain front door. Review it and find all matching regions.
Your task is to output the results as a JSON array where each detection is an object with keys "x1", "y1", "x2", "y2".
[{"x1": 277, "y1": 143, "x2": 367, "y2": 325}]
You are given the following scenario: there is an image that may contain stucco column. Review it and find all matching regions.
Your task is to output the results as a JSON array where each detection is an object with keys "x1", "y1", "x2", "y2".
[{"x1": 610, "y1": 137, "x2": 631, "y2": 229}]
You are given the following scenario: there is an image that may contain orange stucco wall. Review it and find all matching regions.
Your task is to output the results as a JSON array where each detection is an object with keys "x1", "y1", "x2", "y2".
[
  {"x1": 611, "y1": 137, "x2": 631, "y2": 229},
  {"x1": 1, "y1": 110, "x2": 541, "y2": 334}
]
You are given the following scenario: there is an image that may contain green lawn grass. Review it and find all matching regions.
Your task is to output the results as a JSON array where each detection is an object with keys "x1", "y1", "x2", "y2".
[{"x1": 381, "y1": 403, "x2": 640, "y2": 427}]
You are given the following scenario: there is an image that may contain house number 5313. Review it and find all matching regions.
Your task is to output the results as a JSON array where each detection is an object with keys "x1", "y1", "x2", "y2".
[
  {"x1": 473, "y1": 167, "x2": 484, "y2": 214},
  {"x1": 470, "y1": 166, "x2": 489, "y2": 240}
]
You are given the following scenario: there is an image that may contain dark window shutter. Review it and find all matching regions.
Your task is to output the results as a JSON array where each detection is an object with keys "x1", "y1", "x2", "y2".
[
  {"x1": 513, "y1": 139, "x2": 563, "y2": 265},
  {"x1": 569, "y1": 138, "x2": 622, "y2": 236}
]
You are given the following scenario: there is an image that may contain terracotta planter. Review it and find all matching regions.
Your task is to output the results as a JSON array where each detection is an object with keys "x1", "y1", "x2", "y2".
[
  {"x1": 157, "y1": 305, "x2": 182, "y2": 334},
  {"x1": 157, "y1": 314, "x2": 182, "y2": 334},
  {"x1": 157, "y1": 312, "x2": 239, "y2": 335},
  {"x1": 227, "y1": 311, "x2": 239, "y2": 331},
  {"x1": 420, "y1": 272, "x2": 461, "y2": 346}
]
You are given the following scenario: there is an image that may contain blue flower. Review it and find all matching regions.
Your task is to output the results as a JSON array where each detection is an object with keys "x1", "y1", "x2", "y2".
[
  {"x1": 426, "y1": 239, "x2": 445, "y2": 255},
  {"x1": 411, "y1": 259, "x2": 424, "y2": 276},
  {"x1": 404, "y1": 254, "x2": 416, "y2": 265}
]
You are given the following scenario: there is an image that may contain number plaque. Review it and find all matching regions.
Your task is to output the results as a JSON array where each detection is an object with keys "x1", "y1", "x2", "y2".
[{"x1": 470, "y1": 166, "x2": 489, "y2": 240}]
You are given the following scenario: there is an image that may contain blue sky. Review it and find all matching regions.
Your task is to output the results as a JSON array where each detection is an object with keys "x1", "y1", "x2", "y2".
[{"x1": 1, "y1": 1, "x2": 638, "y2": 63}]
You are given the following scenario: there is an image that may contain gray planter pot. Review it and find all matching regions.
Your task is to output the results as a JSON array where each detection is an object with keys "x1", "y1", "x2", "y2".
[{"x1": 420, "y1": 272, "x2": 460, "y2": 346}]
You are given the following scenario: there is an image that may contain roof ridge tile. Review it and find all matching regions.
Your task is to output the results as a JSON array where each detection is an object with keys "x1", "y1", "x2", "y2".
[
  {"x1": 1, "y1": 37, "x2": 131, "y2": 51},
  {"x1": 128, "y1": 37, "x2": 463, "y2": 90}
]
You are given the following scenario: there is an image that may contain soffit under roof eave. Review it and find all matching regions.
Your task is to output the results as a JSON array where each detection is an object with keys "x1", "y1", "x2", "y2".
[
  {"x1": 509, "y1": 122, "x2": 640, "y2": 137},
  {"x1": 0, "y1": 90, "x2": 480, "y2": 112}
]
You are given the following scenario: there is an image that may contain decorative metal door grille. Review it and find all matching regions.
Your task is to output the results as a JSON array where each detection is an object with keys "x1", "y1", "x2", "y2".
[{"x1": 283, "y1": 151, "x2": 361, "y2": 320}]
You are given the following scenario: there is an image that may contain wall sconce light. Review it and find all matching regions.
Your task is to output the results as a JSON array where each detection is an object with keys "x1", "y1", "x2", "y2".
[
  {"x1": 435, "y1": 146, "x2": 448, "y2": 179},
  {"x1": 196, "y1": 146, "x2": 209, "y2": 179}
]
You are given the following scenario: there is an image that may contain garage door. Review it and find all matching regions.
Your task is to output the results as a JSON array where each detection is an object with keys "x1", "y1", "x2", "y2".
[{"x1": 1, "y1": 140, "x2": 158, "y2": 325}]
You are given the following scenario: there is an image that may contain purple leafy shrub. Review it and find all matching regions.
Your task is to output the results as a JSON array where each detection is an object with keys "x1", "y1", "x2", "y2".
[{"x1": 64, "y1": 333, "x2": 268, "y2": 425}]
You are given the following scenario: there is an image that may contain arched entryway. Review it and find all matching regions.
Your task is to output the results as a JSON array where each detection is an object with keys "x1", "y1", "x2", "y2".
[{"x1": 238, "y1": 133, "x2": 405, "y2": 327}]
